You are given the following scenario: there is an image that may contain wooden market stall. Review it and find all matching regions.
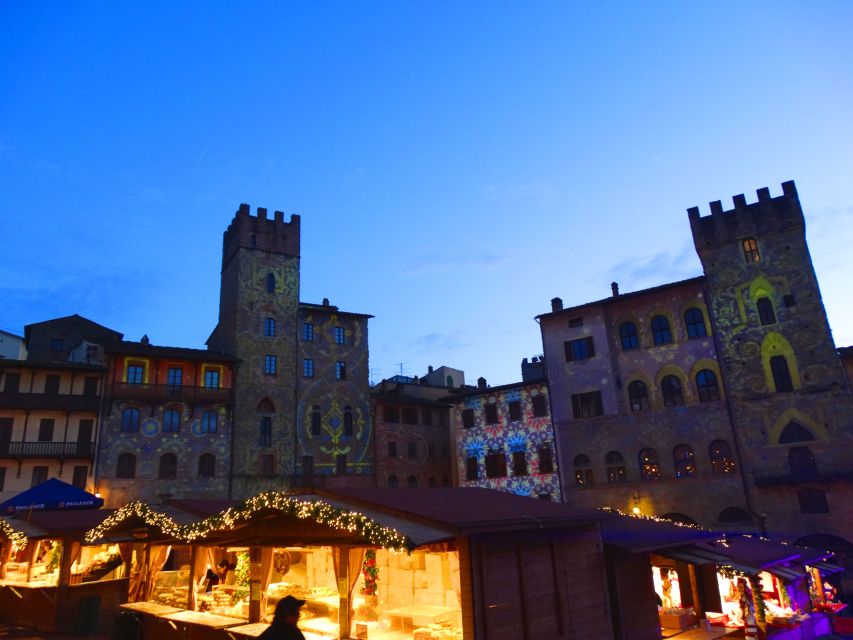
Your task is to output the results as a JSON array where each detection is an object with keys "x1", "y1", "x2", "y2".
[{"x1": 89, "y1": 487, "x2": 616, "y2": 640}]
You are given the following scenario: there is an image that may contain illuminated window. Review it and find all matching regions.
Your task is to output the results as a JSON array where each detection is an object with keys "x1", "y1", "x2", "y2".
[
  {"x1": 121, "y1": 408, "x2": 140, "y2": 432},
  {"x1": 620, "y1": 322, "x2": 639, "y2": 350},
  {"x1": 303, "y1": 359, "x2": 314, "y2": 378},
  {"x1": 201, "y1": 411, "x2": 218, "y2": 433},
  {"x1": 264, "y1": 354, "x2": 277, "y2": 375},
  {"x1": 335, "y1": 361, "x2": 346, "y2": 380},
  {"x1": 651, "y1": 316, "x2": 672, "y2": 345},
  {"x1": 771, "y1": 355, "x2": 794, "y2": 392},
  {"x1": 709, "y1": 440, "x2": 736, "y2": 474},
  {"x1": 574, "y1": 454, "x2": 593, "y2": 487},
  {"x1": 639, "y1": 448, "x2": 661, "y2": 480},
  {"x1": 661, "y1": 375, "x2": 684, "y2": 407},
  {"x1": 628, "y1": 381, "x2": 649, "y2": 411},
  {"x1": 117, "y1": 453, "x2": 136, "y2": 479},
  {"x1": 163, "y1": 409, "x2": 181, "y2": 433},
  {"x1": 198, "y1": 453, "x2": 215, "y2": 478},
  {"x1": 684, "y1": 307, "x2": 707, "y2": 338},
  {"x1": 606, "y1": 451, "x2": 627, "y2": 483},
  {"x1": 696, "y1": 369, "x2": 720, "y2": 402},
  {"x1": 757, "y1": 297, "x2": 776, "y2": 325},
  {"x1": 673, "y1": 444, "x2": 696, "y2": 478},
  {"x1": 743, "y1": 238, "x2": 761, "y2": 263},
  {"x1": 158, "y1": 453, "x2": 177, "y2": 479}
]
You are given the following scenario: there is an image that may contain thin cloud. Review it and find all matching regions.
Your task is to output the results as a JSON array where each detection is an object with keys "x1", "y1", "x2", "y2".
[
  {"x1": 605, "y1": 244, "x2": 700, "y2": 292},
  {"x1": 482, "y1": 180, "x2": 566, "y2": 207}
]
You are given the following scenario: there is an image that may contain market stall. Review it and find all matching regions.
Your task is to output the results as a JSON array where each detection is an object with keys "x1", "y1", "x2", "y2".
[{"x1": 86, "y1": 487, "x2": 614, "y2": 640}]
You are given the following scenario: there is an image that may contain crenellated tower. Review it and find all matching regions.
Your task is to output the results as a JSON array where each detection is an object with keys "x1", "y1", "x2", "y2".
[
  {"x1": 209, "y1": 204, "x2": 302, "y2": 497},
  {"x1": 689, "y1": 181, "x2": 853, "y2": 540}
]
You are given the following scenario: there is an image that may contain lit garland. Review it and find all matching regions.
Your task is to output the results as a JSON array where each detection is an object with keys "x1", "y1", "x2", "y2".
[
  {"x1": 0, "y1": 519, "x2": 28, "y2": 552},
  {"x1": 84, "y1": 501, "x2": 184, "y2": 543},
  {"x1": 599, "y1": 507, "x2": 709, "y2": 531},
  {"x1": 183, "y1": 492, "x2": 414, "y2": 552}
]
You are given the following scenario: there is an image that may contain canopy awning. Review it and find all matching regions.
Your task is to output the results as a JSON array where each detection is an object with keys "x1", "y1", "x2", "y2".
[{"x1": 0, "y1": 478, "x2": 104, "y2": 514}]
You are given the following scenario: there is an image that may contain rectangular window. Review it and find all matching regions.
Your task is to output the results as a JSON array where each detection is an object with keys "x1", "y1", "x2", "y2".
[
  {"x1": 44, "y1": 374, "x2": 60, "y2": 395},
  {"x1": 31, "y1": 465, "x2": 48, "y2": 487},
  {"x1": 564, "y1": 336, "x2": 595, "y2": 362},
  {"x1": 384, "y1": 406, "x2": 399, "y2": 423},
  {"x1": 264, "y1": 318, "x2": 276, "y2": 336},
  {"x1": 38, "y1": 419, "x2": 55, "y2": 442},
  {"x1": 407, "y1": 441, "x2": 417, "y2": 460},
  {"x1": 538, "y1": 447, "x2": 554, "y2": 473},
  {"x1": 167, "y1": 367, "x2": 183, "y2": 388},
  {"x1": 401, "y1": 407, "x2": 418, "y2": 425},
  {"x1": 465, "y1": 456, "x2": 479, "y2": 481},
  {"x1": 484, "y1": 403, "x2": 498, "y2": 425},
  {"x1": 334, "y1": 326, "x2": 345, "y2": 344},
  {"x1": 264, "y1": 354, "x2": 277, "y2": 375},
  {"x1": 72, "y1": 465, "x2": 88, "y2": 489},
  {"x1": 422, "y1": 410, "x2": 432, "y2": 426},
  {"x1": 771, "y1": 355, "x2": 794, "y2": 392},
  {"x1": 461, "y1": 408, "x2": 475, "y2": 429},
  {"x1": 512, "y1": 451, "x2": 528, "y2": 476},
  {"x1": 508, "y1": 400, "x2": 522, "y2": 422},
  {"x1": 3, "y1": 373, "x2": 20, "y2": 393},
  {"x1": 571, "y1": 391, "x2": 603, "y2": 418},
  {"x1": 387, "y1": 441, "x2": 397, "y2": 458},
  {"x1": 485, "y1": 451, "x2": 507, "y2": 478},
  {"x1": 336, "y1": 454, "x2": 347, "y2": 475},
  {"x1": 83, "y1": 376, "x2": 98, "y2": 397},
  {"x1": 204, "y1": 369, "x2": 220, "y2": 388},
  {"x1": 0, "y1": 467, "x2": 5, "y2": 492},
  {"x1": 126, "y1": 364, "x2": 145, "y2": 384},
  {"x1": 335, "y1": 361, "x2": 346, "y2": 380},
  {"x1": 302, "y1": 323, "x2": 314, "y2": 341},
  {"x1": 260, "y1": 417, "x2": 272, "y2": 447},
  {"x1": 260, "y1": 454, "x2": 275, "y2": 476},
  {"x1": 303, "y1": 359, "x2": 314, "y2": 378},
  {"x1": 531, "y1": 395, "x2": 548, "y2": 417},
  {"x1": 568, "y1": 317, "x2": 583, "y2": 328},
  {"x1": 783, "y1": 294, "x2": 796, "y2": 308}
]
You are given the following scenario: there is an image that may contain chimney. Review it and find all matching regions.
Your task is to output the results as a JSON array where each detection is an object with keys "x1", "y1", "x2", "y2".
[
  {"x1": 551, "y1": 297, "x2": 563, "y2": 312},
  {"x1": 322, "y1": 298, "x2": 330, "y2": 307},
  {"x1": 477, "y1": 377, "x2": 487, "y2": 390},
  {"x1": 140, "y1": 334, "x2": 150, "y2": 345},
  {"x1": 428, "y1": 365, "x2": 434, "y2": 374},
  {"x1": 611, "y1": 282, "x2": 619, "y2": 297}
]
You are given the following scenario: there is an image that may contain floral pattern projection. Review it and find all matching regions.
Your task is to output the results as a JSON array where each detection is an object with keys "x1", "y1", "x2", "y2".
[{"x1": 455, "y1": 382, "x2": 562, "y2": 501}]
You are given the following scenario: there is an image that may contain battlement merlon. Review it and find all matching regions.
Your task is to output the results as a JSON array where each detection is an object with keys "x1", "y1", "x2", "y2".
[
  {"x1": 688, "y1": 180, "x2": 805, "y2": 251},
  {"x1": 222, "y1": 204, "x2": 301, "y2": 269}
]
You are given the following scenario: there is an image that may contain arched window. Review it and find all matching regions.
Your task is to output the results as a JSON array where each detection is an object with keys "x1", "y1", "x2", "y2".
[
  {"x1": 407, "y1": 475, "x2": 418, "y2": 489},
  {"x1": 628, "y1": 381, "x2": 649, "y2": 411},
  {"x1": 757, "y1": 297, "x2": 776, "y2": 325},
  {"x1": 201, "y1": 411, "x2": 218, "y2": 433},
  {"x1": 605, "y1": 451, "x2": 626, "y2": 483},
  {"x1": 574, "y1": 454, "x2": 593, "y2": 487},
  {"x1": 311, "y1": 405, "x2": 321, "y2": 435},
  {"x1": 684, "y1": 308, "x2": 707, "y2": 338},
  {"x1": 388, "y1": 475, "x2": 398, "y2": 488},
  {"x1": 121, "y1": 408, "x2": 140, "y2": 432},
  {"x1": 259, "y1": 416, "x2": 272, "y2": 447},
  {"x1": 651, "y1": 315, "x2": 672, "y2": 345},
  {"x1": 718, "y1": 507, "x2": 753, "y2": 524},
  {"x1": 709, "y1": 440, "x2": 736, "y2": 474},
  {"x1": 162, "y1": 409, "x2": 181, "y2": 433},
  {"x1": 198, "y1": 453, "x2": 215, "y2": 478},
  {"x1": 696, "y1": 370, "x2": 720, "y2": 402},
  {"x1": 661, "y1": 375, "x2": 684, "y2": 407},
  {"x1": 620, "y1": 322, "x2": 639, "y2": 350},
  {"x1": 798, "y1": 489, "x2": 829, "y2": 514},
  {"x1": 673, "y1": 444, "x2": 696, "y2": 478},
  {"x1": 116, "y1": 453, "x2": 136, "y2": 479},
  {"x1": 779, "y1": 422, "x2": 815, "y2": 444},
  {"x1": 266, "y1": 273, "x2": 276, "y2": 293},
  {"x1": 159, "y1": 453, "x2": 177, "y2": 479},
  {"x1": 639, "y1": 448, "x2": 661, "y2": 480},
  {"x1": 257, "y1": 397, "x2": 275, "y2": 413},
  {"x1": 770, "y1": 356, "x2": 794, "y2": 392},
  {"x1": 343, "y1": 406, "x2": 353, "y2": 436},
  {"x1": 743, "y1": 238, "x2": 761, "y2": 263},
  {"x1": 789, "y1": 446, "x2": 818, "y2": 480}
]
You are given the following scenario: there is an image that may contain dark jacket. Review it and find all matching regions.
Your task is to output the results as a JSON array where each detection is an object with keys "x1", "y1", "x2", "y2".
[{"x1": 257, "y1": 622, "x2": 305, "y2": 640}]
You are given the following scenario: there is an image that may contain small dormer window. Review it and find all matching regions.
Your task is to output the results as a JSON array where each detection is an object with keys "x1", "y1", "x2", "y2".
[{"x1": 743, "y1": 238, "x2": 761, "y2": 263}]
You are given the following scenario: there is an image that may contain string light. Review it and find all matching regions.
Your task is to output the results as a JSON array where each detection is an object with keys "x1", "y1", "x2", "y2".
[
  {"x1": 84, "y1": 501, "x2": 184, "y2": 543},
  {"x1": 0, "y1": 520, "x2": 28, "y2": 552},
  {"x1": 599, "y1": 507, "x2": 709, "y2": 531}
]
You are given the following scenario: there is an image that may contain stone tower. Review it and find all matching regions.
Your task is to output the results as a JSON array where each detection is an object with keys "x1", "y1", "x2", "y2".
[
  {"x1": 689, "y1": 181, "x2": 853, "y2": 541},
  {"x1": 208, "y1": 204, "x2": 301, "y2": 497}
]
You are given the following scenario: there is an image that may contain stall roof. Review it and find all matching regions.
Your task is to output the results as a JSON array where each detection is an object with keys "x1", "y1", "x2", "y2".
[
  {"x1": 319, "y1": 487, "x2": 606, "y2": 532},
  {"x1": 599, "y1": 515, "x2": 716, "y2": 553},
  {"x1": 21, "y1": 509, "x2": 114, "y2": 537}
]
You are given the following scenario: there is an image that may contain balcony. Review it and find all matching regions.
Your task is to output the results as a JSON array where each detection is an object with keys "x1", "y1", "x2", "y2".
[
  {"x1": 0, "y1": 441, "x2": 94, "y2": 459},
  {"x1": 0, "y1": 391, "x2": 100, "y2": 412},
  {"x1": 109, "y1": 382, "x2": 232, "y2": 404}
]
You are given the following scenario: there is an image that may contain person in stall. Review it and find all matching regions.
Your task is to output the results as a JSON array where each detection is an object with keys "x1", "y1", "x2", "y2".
[{"x1": 258, "y1": 595, "x2": 306, "y2": 640}]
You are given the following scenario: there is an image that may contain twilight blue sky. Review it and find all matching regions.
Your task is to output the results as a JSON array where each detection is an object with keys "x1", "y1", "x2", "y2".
[{"x1": 1, "y1": 2, "x2": 852, "y2": 385}]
